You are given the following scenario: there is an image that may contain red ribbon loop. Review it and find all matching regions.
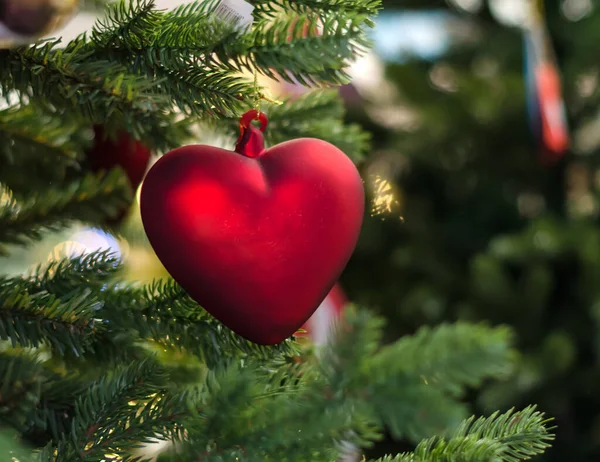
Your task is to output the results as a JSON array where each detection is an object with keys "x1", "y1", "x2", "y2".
[{"x1": 238, "y1": 110, "x2": 268, "y2": 140}]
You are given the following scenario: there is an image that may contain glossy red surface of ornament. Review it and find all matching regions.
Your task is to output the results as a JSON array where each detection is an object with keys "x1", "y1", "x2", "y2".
[{"x1": 140, "y1": 111, "x2": 364, "y2": 344}]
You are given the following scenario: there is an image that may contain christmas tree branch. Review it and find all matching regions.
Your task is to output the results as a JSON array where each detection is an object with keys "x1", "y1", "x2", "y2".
[
  {"x1": 51, "y1": 360, "x2": 176, "y2": 461},
  {"x1": 0, "y1": 251, "x2": 299, "y2": 367},
  {"x1": 0, "y1": 40, "x2": 190, "y2": 151},
  {"x1": 376, "y1": 406, "x2": 554, "y2": 462},
  {"x1": 267, "y1": 116, "x2": 370, "y2": 163},
  {"x1": 91, "y1": 0, "x2": 163, "y2": 50},
  {"x1": 167, "y1": 309, "x2": 519, "y2": 461},
  {"x1": 122, "y1": 0, "x2": 228, "y2": 52},
  {"x1": 0, "y1": 40, "x2": 163, "y2": 124},
  {"x1": 22, "y1": 302, "x2": 550, "y2": 462},
  {"x1": 27, "y1": 251, "x2": 122, "y2": 295},
  {"x1": 0, "y1": 282, "x2": 100, "y2": 356},
  {"x1": 0, "y1": 350, "x2": 47, "y2": 432},
  {"x1": 0, "y1": 0, "x2": 374, "y2": 136},
  {"x1": 93, "y1": 1, "x2": 370, "y2": 85},
  {"x1": 252, "y1": 0, "x2": 381, "y2": 26},
  {"x1": 89, "y1": 1, "x2": 252, "y2": 117},
  {"x1": 265, "y1": 91, "x2": 370, "y2": 161},
  {"x1": 90, "y1": 1, "x2": 370, "y2": 115},
  {"x1": 0, "y1": 351, "x2": 100, "y2": 451},
  {"x1": 151, "y1": 65, "x2": 250, "y2": 117},
  {"x1": 0, "y1": 0, "x2": 374, "y2": 152},
  {"x1": 0, "y1": 105, "x2": 85, "y2": 166},
  {"x1": 370, "y1": 322, "x2": 515, "y2": 397},
  {"x1": 170, "y1": 364, "x2": 356, "y2": 462},
  {"x1": 99, "y1": 278, "x2": 300, "y2": 367},
  {"x1": 319, "y1": 309, "x2": 515, "y2": 442},
  {"x1": 270, "y1": 89, "x2": 346, "y2": 120},
  {"x1": 91, "y1": 0, "x2": 234, "y2": 73},
  {"x1": 0, "y1": 170, "x2": 131, "y2": 254},
  {"x1": 223, "y1": 14, "x2": 369, "y2": 86},
  {"x1": 24, "y1": 373, "x2": 99, "y2": 445}
]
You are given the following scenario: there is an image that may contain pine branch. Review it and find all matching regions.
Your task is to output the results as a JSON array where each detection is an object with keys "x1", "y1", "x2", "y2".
[
  {"x1": 0, "y1": 350, "x2": 97, "y2": 448},
  {"x1": 0, "y1": 105, "x2": 92, "y2": 195},
  {"x1": 318, "y1": 309, "x2": 515, "y2": 442},
  {"x1": 0, "y1": 105, "x2": 85, "y2": 166},
  {"x1": 252, "y1": 0, "x2": 381, "y2": 28},
  {"x1": 373, "y1": 376, "x2": 469, "y2": 442},
  {"x1": 141, "y1": 0, "x2": 229, "y2": 52},
  {"x1": 26, "y1": 251, "x2": 122, "y2": 295},
  {"x1": 23, "y1": 373, "x2": 98, "y2": 447},
  {"x1": 0, "y1": 251, "x2": 298, "y2": 366},
  {"x1": 0, "y1": 350, "x2": 47, "y2": 431},
  {"x1": 90, "y1": 0, "x2": 254, "y2": 117},
  {"x1": 151, "y1": 65, "x2": 251, "y2": 118},
  {"x1": 93, "y1": 1, "x2": 372, "y2": 89},
  {"x1": 91, "y1": 0, "x2": 163, "y2": 50},
  {"x1": 167, "y1": 310, "x2": 534, "y2": 462},
  {"x1": 264, "y1": 92, "x2": 371, "y2": 161},
  {"x1": 369, "y1": 322, "x2": 515, "y2": 397},
  {"x1": 0, "y1": 0, "x2": 375, "y2": 146},
  {"x1": 0, "y1": 1, "x2": 375, "y2": 128},
  {"x1": 98, "y1": 278, "x2": 300, "y2": 367},
  {"x1": 0, "y1": 281, "x2": 101, "y2": 355},
  {"x1": 0, "y1": 39, "x2": 165, "y2": 124},
  {"x1": 221, "y1": 14, "x2": 370, "y2": 86},
  {"x1": 271, "y1": 89, "x2": 346, "y2": 120},
  {"x1": 377, "y1": 407, "x2": 554, "y2": 462},
  {"x1": 0, "y1": 39, "x2": 190, "y2": 151},
  {"x1": 38, "y1": 305, "x2": 548, "y2": 462},
  {"x1": 0, "y1": 169, "x2": 132, "y2": 254},
  {"x1": 52, "y1": 360, "x2": 177, "y2": 461},
  {"x1": 170, "y1": 363, "x2": 366, "y2": 462}
]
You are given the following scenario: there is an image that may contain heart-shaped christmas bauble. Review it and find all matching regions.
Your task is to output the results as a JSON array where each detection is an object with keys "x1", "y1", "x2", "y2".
[{"x1": 140, "y1": 111, "x2": 364, "y2": 344}]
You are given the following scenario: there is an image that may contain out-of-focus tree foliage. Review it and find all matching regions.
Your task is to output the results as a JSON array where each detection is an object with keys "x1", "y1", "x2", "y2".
[{"x1": 343, "y1": 1, "x2": 600, "y2": 461}]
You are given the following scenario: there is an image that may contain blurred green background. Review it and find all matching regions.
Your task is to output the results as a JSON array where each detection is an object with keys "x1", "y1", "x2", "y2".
[{"x1": 342, "y1": 1, "x2": 600, "y2": 461}]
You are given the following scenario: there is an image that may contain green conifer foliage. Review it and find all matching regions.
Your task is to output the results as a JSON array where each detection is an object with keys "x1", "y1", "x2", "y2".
[{"x1": 343, "y1": 0, "x2": 600, "y2": 460}]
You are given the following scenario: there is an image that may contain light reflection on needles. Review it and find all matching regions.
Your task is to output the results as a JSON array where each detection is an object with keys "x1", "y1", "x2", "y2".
[{"x1": 370, "y1": 175, "x2": 403, "y2": 221}]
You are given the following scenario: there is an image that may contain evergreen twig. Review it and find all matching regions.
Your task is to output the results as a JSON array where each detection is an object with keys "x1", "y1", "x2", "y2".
[
  {"x1": 0, "y1": 170, "x2": 132, "y2": 254},
  {"x1": 0, "y1": 282, "x2": 101, "y2": 355},
  {"x1": 99, "y1": 278, "x2": 300, "y2": 367},
  {"x1": 52, "y1": 360, "x2": 177, "y2": 461},
  {"x1": 377, "y1": 406, "x2": 554, "y2": 462},
  {"x1": 252, "y1": 0, "x2": 381, "y2": 26},
  {"x1": 0, "y1": 105, "x2": 85, "y2": 166},
  {"x1": 27, "y1": 250, "x2": 122, "y2": 295},
  {"x1": 0, "y1": 350, "x2": 47, "y2": 431}
]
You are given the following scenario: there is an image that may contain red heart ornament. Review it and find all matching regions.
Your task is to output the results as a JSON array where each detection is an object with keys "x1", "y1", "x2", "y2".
[{"x1": 140, "y1": 111, "x2": 364, "y2": 344}]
